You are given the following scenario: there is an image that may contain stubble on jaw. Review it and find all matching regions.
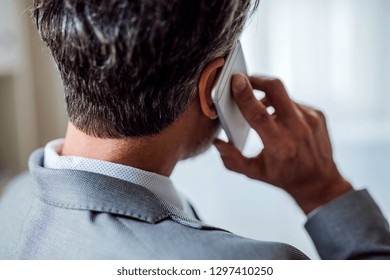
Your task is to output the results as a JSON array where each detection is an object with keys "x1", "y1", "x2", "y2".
[{"x1": 182, "y1": 120, "x2": 221, "y2": 161}]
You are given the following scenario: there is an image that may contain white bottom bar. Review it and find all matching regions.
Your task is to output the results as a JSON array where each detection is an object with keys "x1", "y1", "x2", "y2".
[{"x1": 0, "y1": 260, "x2": 388, "y2": 280}]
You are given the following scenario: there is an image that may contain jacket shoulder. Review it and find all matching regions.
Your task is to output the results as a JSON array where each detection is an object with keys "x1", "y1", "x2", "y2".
[{"x1": 109, "y1": 217, "x2": 308, "y2": 260}]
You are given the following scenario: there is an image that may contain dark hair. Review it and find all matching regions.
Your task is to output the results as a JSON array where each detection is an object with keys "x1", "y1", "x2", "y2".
[{"x1": 33, "y1": 0, "x2": 258, "y2": 138}]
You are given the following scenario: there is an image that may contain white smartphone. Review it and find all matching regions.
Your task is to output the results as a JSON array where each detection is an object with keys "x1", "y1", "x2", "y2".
[{"x1": 211, "y1": 41, "x2": 250, "y2": 152}]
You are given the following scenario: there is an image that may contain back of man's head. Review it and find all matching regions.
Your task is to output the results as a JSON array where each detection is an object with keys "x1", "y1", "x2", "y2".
[{"x1": 33, "y1": 0, "x2": 258, "y2": 138}]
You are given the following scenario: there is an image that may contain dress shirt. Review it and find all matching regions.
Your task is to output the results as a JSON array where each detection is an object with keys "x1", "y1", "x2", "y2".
[{"x1": 43, "y1": 139, "x2": 195, "y2": 219}]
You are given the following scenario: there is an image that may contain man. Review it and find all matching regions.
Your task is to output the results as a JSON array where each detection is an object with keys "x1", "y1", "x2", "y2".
[{"x1": 0, "y1": 0, "x2": 390, "y2": 259}]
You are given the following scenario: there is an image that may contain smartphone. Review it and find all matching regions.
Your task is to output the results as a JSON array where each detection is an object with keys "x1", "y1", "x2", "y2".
[{"x1": 211, "y1": 41, "x2": 250, "y2": 152}]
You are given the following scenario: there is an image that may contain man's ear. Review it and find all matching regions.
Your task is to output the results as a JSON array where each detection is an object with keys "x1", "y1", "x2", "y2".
[{"x1": 198, "y1": 58, "x2": 225, "y2": 119}]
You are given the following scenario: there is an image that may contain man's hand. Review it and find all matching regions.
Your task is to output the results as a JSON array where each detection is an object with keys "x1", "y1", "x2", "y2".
[{"x1": 214, "y1": 74, "x2": 353, "y2": 214}]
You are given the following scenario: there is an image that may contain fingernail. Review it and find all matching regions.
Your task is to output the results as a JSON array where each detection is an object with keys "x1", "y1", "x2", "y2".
[{"x1": 232, "y1": 74, "x2": 247, "y2": 92}]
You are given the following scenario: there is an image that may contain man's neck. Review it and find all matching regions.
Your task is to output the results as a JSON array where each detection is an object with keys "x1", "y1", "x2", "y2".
[{"x1": 61, "y1": 123, "x2": 183, "y2": 177}]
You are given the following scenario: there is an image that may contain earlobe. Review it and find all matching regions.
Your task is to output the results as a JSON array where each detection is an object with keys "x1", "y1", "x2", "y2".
[{"x1": 198, "y1": 58, "x2": 225, "y2": 119}]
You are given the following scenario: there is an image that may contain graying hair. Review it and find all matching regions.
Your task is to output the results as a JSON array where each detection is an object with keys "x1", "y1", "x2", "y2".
[{"x1": 33, "y1": 0, "x2": 259, "y2": 137}]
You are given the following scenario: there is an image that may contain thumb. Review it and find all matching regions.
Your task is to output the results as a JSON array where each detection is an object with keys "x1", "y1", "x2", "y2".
[
  {"x1": 214, "y1": 139, "x2": 267, "y2": 181},
  {"x1": 214, "y1": 139, "x2": 249, "y2": 174}
]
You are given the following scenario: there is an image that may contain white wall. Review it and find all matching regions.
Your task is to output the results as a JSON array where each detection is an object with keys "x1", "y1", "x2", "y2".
[{"x1": 0, "y1": 0, "x2": 67, "y2": 174}]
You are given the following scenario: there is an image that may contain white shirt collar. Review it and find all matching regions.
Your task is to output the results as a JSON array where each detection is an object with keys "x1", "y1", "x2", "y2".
[{"x1": 43, "y1": 139, "x2": 195, "y2": 217}]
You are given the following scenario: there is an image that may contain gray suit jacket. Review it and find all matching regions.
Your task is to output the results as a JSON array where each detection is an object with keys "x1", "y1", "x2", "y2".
[{"x1": 1, "y1": 149, "x2": 390, "y2": 259}]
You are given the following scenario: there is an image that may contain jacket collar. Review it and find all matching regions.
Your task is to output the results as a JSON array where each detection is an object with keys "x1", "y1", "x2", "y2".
[{"x1": 29, "y1": 149, "x2": 224, "y2": 231}]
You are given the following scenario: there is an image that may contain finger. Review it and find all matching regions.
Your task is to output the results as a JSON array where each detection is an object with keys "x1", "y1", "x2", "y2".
[
  {"x1": 295, "y1": 103, "x2": 325, "y2": 128},
  {"x1": 296, "y1": 103, "x2": 316, "y2": 114},
  {"x1": 295, "y1": 104, "x2": 333, "y2": 151},
  {"x1": 231, "y1": 74, "x2": 277, "y2": 137},
  {"x1": 214, "y1": 139, "x2": 251, "y2": 174},
  {"x1": 249, "y1": 76, "x2": 297, "y2": 120},
  {"x1": 260, "y1": 98, "x2": 277, "y2": 118},
  {"x1": 214, "y1": 139, "x2": 267, "y2": 181},
  {"x1": 259, "y1": 97, "x2": 271, "y2": 108}
]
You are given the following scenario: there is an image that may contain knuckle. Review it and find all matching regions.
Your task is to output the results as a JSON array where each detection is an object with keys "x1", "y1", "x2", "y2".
[
  {"x1": 316, "y1": 110, "x2": 326, "y2": 121},
  {"x1": 311, "y1": 115, "x2": 321, "y2": 127},
  {"x1": 273, "y1": 78, "x2": 284, "y2": 87},
  {"x1": 309, "y1": 110, "x2": 325, "y2": 127},
  {"x1": 268, "y1": 78, "x2": 284, "y2": 91}
]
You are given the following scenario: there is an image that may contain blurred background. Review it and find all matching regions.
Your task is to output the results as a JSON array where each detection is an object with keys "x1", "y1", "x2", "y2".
[{"x1": 0, "y1": 0, "x2": 389, "y2": 259}]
